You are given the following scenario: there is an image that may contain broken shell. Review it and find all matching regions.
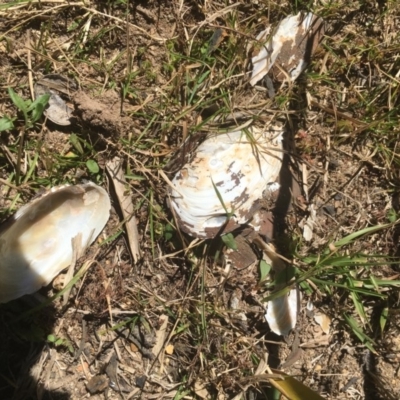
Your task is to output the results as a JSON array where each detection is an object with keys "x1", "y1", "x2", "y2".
[
  {"x1": 257, "y1": 240, "x2": 300, "y2": 336},
  {"x1": 169, "y1": 125, "x2": 284, "y2": 238},
  {"x1": 34, "y1": 74, "x2": 78, "y2": 125},
  {"x1": 250, "y1": 12, "x2": 325, "y2": 86},
  {"x1": 314, "y1": 313, "x2": 331, "y2": 334},
  {"x1": 265, "y1": 288, "x2": 299, "y2": 336},
  {"x1": 0, "y1": 182, "x2": 110, "y2": 303}
]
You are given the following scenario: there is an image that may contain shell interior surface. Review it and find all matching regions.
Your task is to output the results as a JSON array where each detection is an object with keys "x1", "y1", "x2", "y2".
[
  {"x1": 250, "y1": 12, "x2": 325, "y2": 86},
  {"x1": 169, "y1": 125, "x2": 284, "y2": 238},
  {"x1": 0, "y1": 182, "x2": 110, "y2": 303},
  {"x1": 265, "y1": 288, "x2": 299, "y2": 336}
]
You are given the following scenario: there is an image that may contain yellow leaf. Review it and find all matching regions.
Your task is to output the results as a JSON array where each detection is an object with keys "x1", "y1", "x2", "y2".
[
  {"x1": 269, "y1": 375, "x2": 326, "y2": 400},
  {"x1": 165, "y1": 344, "x2": 174, "y2": 355}
]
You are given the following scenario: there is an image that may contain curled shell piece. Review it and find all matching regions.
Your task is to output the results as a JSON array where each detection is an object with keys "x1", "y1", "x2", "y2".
[
  {"x1": 265, "y1": 288, "x2": 299, "y2": 336},
  {"x1": 169, "y1": 125, "x2": 284, "y2": 238},
  {"x1": 250, "y1": 12, "x2": 325, "y2": 86},
  {"x1": 34, "y1": 74, "x2": 78, "y2": 125},
  {"x1": 257, "y1": 241, "x2": 299, "y2": 336},
  {"x1": 314, "y1": 313, "x2": 331, "y2": 334},
  {"x1": 0, "y1": 182, "x2": 110, "y2": 303}
]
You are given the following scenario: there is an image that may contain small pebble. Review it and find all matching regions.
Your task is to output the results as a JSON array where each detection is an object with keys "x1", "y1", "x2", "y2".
[
  {"x1": 87, "y1": 375, "x2": 109, "y2": 394},
  {"x1": 328, "y1": 158, "x2": 340, "y2": 169},
  {"x1": 323, "y1": 205, "x2": 336, "y2": 216},
  {"x1": 135, "y1": 375, "x2": 147, "y2": 389}
]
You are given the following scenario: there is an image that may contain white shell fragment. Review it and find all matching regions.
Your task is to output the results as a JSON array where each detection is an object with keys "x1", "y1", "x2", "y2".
[
  {"x1": 250, "y1": 12, "x2": 325, "y2": 86},
  {"x1": 0, "y1": 182, "x2": 110, "y2": 303},
  {"x1": 301, "y1": 204, "x2": 317, "y2": 241},
  {"x1": 266, "y1": 288, "x2": 299, "y2": 336},
  {"x1": 258, "y1": 241, "x2": 299, "y2": 336},
  {"x1": 34, "y1": 74, "x2": 78, "y2": 125},
  {"x1": 169, "y1": 125, "x2": 284, "y2": 238}
]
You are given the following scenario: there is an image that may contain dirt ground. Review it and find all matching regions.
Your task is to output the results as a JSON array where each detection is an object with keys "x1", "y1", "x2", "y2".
[{"x1": 1, "y1": 1, "x2": 400, "y2": 399}]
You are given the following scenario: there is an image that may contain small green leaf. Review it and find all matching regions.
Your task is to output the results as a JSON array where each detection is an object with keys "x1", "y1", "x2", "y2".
[
  {"x1": 86, "y1": 159, "x2": 99, "y2": 173},
  {"x1": 67, "y1": 20, "x2": 80, "y2": 32},
  {"x1": 164, "y1": 223, "x2": 174, "y2": 241},
  {"x1": 30, "y1": 104, "x2": 44, "y2": 122},
  {"x1": 28, "y1": 93, "x2": 50, "y2": 122},
  {"x1": 8, "y1": 87, "x2": 28, "y2": 114},
  {"x1": 70, "y1": 134, "x2": 84, "y2": 154},
  {"x1": 0, "y1": 116, "x2": 14, "y2": 131},
  {"x1": 47, "y1": 334, "x2": 56, "y2": 343},
  {"x1": 387, "y1": 208, "x2": 397, "y2": 223},
  {"x1": 350, "y1": 290, "x2": 367, "y2": 325},
  {"x1": 380, "y1": 307, "x2": 388, "y2": 332},
  {"x1": 27, "y1": 93, "x2": 50, "y2": 112},
  {"x1": 221, "y1": 233, "x2": 237, "y2": 250},
  {"x1": 259, "y1": 260, "x2": 272, "y2": 282}
]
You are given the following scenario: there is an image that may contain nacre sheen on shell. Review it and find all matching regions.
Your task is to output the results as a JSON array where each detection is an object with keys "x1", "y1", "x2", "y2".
[
  {"x1": 0, "y1": 182, "x2": 110, "y2": 303},
  {"x1": 169, "y1": 126, "x2": 284, "y2": 238},
  {"x1": 265, "y1": 288, "x2": 299, "y2": 336}
]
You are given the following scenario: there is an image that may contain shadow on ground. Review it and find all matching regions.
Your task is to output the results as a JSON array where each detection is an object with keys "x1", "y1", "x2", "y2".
[{"x1": 0, "y1": 299, "x2": 69, "y2": 400}]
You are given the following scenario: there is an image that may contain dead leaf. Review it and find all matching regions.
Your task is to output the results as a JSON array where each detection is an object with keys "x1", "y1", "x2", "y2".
[
  {"x1": 194, "y1": 380, "x2": 211, "y2": 399},
  {"x1": 314, "y1": 313, "x2": 331, "y2": 334},
  {"x1": 130, "y1": 343, "x2": 139, "y2": 352},
  {"x1": 76, "y1": 361, "x2": 89, "y2": 374},
  {"x1": 106, "y1": 157, "x2": 141, "y2": 263},
  {"x1": 268, "y1": 370, "x2": 327, "y2": 400},
  {"x1": 152, "y1": 315, "x2": 169, "y2": 356},
  {"x1": 269, "y1": 375, "x2": 327, "y2": 400}
]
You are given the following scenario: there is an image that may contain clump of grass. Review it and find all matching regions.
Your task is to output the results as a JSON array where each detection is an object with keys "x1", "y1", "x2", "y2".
[{"x1": 292, "y1": 223, "x2": 400, "y2": 352}]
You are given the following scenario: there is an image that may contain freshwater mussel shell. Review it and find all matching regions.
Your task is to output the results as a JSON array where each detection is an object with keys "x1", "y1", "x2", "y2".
[
  {"x1": 169, "y1": 125, "x2": 284, "y2": 238},
  {"x1": 0, "y1": 182, "x2": 110, "y2": 303}
]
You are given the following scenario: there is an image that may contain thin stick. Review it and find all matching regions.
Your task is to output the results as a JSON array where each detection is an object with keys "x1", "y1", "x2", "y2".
[
  {"x1": 26, "y1": 30, "x2": 34, "y2": 101},
  {"x1": 15, "y1": 130, "x2": 24, "y2": 186}
]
